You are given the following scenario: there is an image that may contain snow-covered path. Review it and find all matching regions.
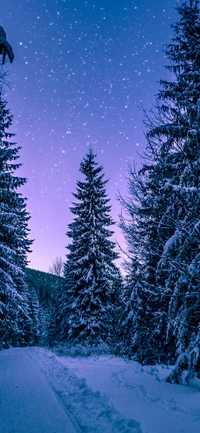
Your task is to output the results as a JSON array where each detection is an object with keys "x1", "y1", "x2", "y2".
[
  {"x1": 2, "y1": 347, "x2": 199, "y2": 433},
  {"x1": 0, "y1": 348, "x2": 78, "y2": 433},
  {"x1": 56, "y1": 353, "x2": 200, "y2": 433}
]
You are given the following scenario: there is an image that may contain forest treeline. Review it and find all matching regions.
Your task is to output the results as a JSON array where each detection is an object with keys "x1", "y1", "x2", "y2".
[{"x1": 0, "y1": 0, "x2": 200, "y2": 385}]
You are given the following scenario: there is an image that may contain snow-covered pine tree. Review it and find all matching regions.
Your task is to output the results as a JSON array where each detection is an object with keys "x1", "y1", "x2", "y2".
[
  {"x1": 0, "y1": 92, "x2": 33, "y2": 348},
  {"x1": 118, "y1": 164, "x2": 163, "y2": 363},
  {"x1": 153, "y1": 0, "x2": 200, "y2": 382},
  {"x1": 109, "y1": 265, "x2": 124, "y2": 350},
  {"x1": 50, "y1": 260, "x2": 73, "y2": 343},
  {"x1": 60, "y1": 148, "x2": 120, "y2": 346},
  {"x1": 27, "y1": 286, "x2": 40, "y2": 345},
  {"x1": 120, "y1": 0, "x2": 200, "y2": 372}
]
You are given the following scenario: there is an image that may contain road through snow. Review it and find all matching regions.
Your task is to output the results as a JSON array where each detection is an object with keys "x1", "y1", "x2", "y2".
[
  {"x1": 0, "y1": 348, "x2": 78, "y2": 433},
  {"x1": 3, "y1": 346, "x2": 198, "y2": 433}
]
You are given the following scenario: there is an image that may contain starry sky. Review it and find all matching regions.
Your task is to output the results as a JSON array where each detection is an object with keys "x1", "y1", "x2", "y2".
[{"x1": 1, "y1": 0, "x2": 178, "y2": 272}]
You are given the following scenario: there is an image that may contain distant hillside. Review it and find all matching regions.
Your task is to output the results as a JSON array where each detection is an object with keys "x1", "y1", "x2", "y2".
[{"x1": 25, "y1": 268, "x2": 64, "y2": 304}]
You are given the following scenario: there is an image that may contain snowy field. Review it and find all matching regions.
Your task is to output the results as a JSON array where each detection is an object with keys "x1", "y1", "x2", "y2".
[
  {"x1": 1, "y1": 347, "x2": 200, "y2": 433},
  {"x1": 28, "y1": 347, "x2": 200, "y2": 433}
]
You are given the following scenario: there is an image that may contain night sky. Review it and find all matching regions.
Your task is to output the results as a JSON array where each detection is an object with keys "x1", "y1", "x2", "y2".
[{"x1": 1, "y1": 0, "x2": 178, "y2": 272}]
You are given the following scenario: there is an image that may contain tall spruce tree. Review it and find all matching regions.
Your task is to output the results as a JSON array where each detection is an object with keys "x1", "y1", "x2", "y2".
[
  {"x1": 120, "y1": 0, "x2": 200, "y2": 377},
  {"x1": 155, "y1": 0, "x2": 200, "y2": 382},
  {"x1": 59, "y1": 148, "x2": 120, "y2": 346},
  {"x1": 0, "y1": 91, "x2": 33, "y2": 348},
  {"x1": 118, "y1": 165, "x2": 161, "y2": 362}
]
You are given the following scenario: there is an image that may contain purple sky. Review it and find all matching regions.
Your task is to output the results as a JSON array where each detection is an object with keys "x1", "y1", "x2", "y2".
[{"x1": 1, "y1": 0, "x2": 178, "y2": 272}]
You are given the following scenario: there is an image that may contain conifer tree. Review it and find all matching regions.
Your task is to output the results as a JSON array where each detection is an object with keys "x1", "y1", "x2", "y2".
[
  {"x1": 0, "y1": 91, "x2": 33, "y2": 348},
  {"x1": 51, "y1": 261, "x2": 72, "y2": 343},
  {"x1": 120, "y1": 0, "x2": 200, "y2": 375},
  {"x1": 118, "y1": 165, "x2": 161, "y2": 362},
  {"x1": 60, "y1": 148, "x2": 120, "y2": 346},
  {"x1": 154, "y1": 0, "x2": 200, "y2": 381},
  {"x1": 27, "y1": 287, "x2": 40, "y2": 345}
]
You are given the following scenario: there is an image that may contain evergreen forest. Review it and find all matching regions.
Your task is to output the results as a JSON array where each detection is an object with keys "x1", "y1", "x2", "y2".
[{"x1": 0, "y1": 0, "x2": 200, "y2": 385}]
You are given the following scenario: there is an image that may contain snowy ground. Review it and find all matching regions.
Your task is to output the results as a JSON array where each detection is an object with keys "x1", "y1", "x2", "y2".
[
  {"x1": 0, "y1": 347, "x2": 77, "y2": 433},
  {"x1": 54, "y1": 351, "x2": 200, "y2": 433},
  {"x1": 31, "y1": 347, "x2": 200, "y2": 433},
  {"x1": 1, "y1": 347, "x2": 200, "y2": 433},
  {"x1": 27, "y1": 347, "x2": 141, "y2": 433}
]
